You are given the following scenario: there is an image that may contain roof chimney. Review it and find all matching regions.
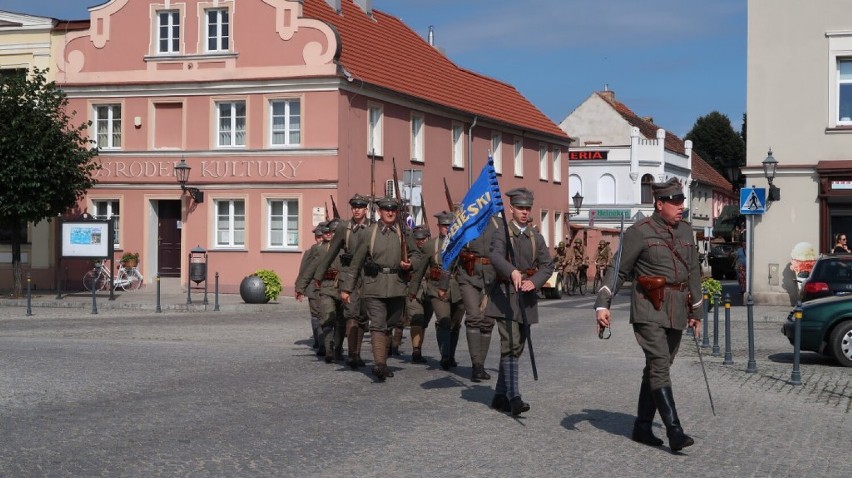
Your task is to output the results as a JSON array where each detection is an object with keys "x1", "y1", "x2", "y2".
[
  {"x1": 642, "y1": 116, "x2": 654, "y2": 123},
  {"x1": 598, "y1": 86, "x2": 615, "y2": 102},
  {"x1": 353, "y1": 0, "x2": 373, "y2": 16},
  {"x1": 428, "y1": 25, "x2": 435, "y2": 46}
]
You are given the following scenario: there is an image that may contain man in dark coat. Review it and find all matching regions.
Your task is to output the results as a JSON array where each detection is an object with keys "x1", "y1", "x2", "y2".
[{"x1": 594, "y1": 177, "x2": 702, "y2": 452}]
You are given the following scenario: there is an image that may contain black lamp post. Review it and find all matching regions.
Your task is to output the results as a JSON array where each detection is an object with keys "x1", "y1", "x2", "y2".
[
  {"x1": 174, "y1": 158, "x2": 204, "y2": 203},
  {"x1": 571, "y1": 191, "x2": 584, "y2": 216},
  {"x1": 762, "y1": 149, "x2": 780, "y2": 202}
]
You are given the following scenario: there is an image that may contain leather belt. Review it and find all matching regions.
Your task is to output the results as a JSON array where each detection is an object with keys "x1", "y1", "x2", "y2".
[
  {"x1": 665, "y1": 282, "x2": 688, "y2": 291},
  {"x1": 477, "y1": 258, "x2": 491, "y2": 265},
  {"x1": 379, "y1": 267, "x2": 401, "y2": 274}
]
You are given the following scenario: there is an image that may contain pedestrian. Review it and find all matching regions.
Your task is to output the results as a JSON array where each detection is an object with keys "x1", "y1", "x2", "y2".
[
  {"x1": 735, "y1": 240, "x2": 747, "y2": 294},
  {"x1": 487, "y1": 188, "x2": 554, "y2": 415},
  {"x1": 295, "y1": 222, "x2": 327, "y2": 357},
  {"x1": 593, "y1": 177, "x2": 702, "y2": 452},
  {"x1": 832, "y1": 233, "x2": 850, "y2": 253}
]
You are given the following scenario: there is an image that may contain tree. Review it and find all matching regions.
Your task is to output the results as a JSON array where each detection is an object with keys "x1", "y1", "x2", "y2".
[
  {"x1": 685, "y1": 111, "x2": 746, "y2": 184},
  {"x1": 0, "y1": 68, "x2": 99, "y2": 295}
]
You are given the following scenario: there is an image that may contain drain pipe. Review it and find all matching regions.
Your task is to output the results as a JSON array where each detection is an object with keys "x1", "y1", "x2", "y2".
[{"x1": 468, "y1": 116, "x2": 478, "y2": 187}]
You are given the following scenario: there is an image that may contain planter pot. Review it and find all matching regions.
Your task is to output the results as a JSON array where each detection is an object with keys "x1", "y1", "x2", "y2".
[{"x1": 240, "y1": 275, "x2": 269, "y2": 304}]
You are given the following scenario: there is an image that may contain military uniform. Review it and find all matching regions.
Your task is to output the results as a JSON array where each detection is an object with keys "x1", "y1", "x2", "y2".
[
  {"x1": 341, "y1": 197, "x2": 419, "y2": 381},
  {"x1": 311, "y1": 194, "x2": 372, "y2": 369},
  {"x1": 295, "y1": 223, "x2": 326, "y2": 356},
  {"x1": 594, "y1": 177, "x2": 702, "y2": 452},
  {"x1": 595, "y1": 240, "x2": 612, "y2": 268},
  {"x1": 487, "y1": 188, "x2": 554, "y2": 416},
  {"x1": 406, "y1": 225, "x2": 434, "y2": 364}
]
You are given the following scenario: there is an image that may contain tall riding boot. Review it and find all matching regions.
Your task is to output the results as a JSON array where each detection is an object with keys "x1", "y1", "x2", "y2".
[
  {"x1": 410, "y1": 326, "x2": 427, "y2": 363},
  {"x1": 478, "y1": 331, "x2": 492, "y2": 380},
  {"x1": 491, "y1": 357, "x2": 510, "y2": 412},
  {"x1": 632, "y1": 380, "x2": 663, "y2": 446},
  {"x1": 467, "y1": 329, "x2": 485, "y2": 382},
  {"x1": 652, "y1": 386, "x2": 694, "y2": 451},
  {"x1": 391, "y1": 326, "x2": 403, "y2": 356},
  {"x1": 333, "y1": 322, "x2": 345, "y2": 361},
  {"x1": 346, "y1": 320, "x2": 362, "y2": 369},
  {"x1": 436, "y1": 327, "x2": 452, "y2": 370},
  {"x1": 310, "y1": 317, "x2": 320, "y2": 349},
  {"x1": 506, "y1": 357, "x2": 529, "y2": 416},
  {"x1": 371, "y1": 331, "x2": 392, "y2": 381},
  {"x1": 448, "y1": 328, "x2": 460, "y2": 368},
  {"x1": 321, "y1": 326, "x2": 335, "y2": 364}
]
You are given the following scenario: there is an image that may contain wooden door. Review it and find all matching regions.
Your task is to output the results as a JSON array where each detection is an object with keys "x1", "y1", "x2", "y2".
[{"x1": 158, "y1": 200, "x2": 182, "y2": 277}]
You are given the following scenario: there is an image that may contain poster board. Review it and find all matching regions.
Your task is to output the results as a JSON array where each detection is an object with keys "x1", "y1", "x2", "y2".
[{"x1": 61, "y1": 220, "x2": 112, "y2": 258}]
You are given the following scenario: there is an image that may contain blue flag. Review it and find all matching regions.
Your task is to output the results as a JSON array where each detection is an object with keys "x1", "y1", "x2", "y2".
[{"x1": 441, "y1": 158, "x2": 504, "y2": 270}]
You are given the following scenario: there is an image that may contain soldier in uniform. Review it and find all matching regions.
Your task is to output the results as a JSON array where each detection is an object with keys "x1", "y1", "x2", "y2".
[
  {"x1": 340, "y1": 197, "x2": 417, "y2": 381},
  {"x1": 572, "y1": 237, "x2": 590, "y2": 280},
  {"x1": 487, "y1": 188, "x2": 554, "y2": 415},
  {"x1": 596, "y1": 240, "x2": 612, "y2": 268},
  {"x1": 410, "y1": 211, "x2": 464, "y2": 371},
  {"x1": 295, "y1": 222, "x2": 327, "y2": 356},
  {"x1": 406, "y1": 225, "x2": 434, "y2": 364},
  {"x1": 457, "y1": 213, "x2": 501, "y2": 382},
  {"x1": 594, "y1": 177, "x2": 702, "y2": 452},
  {"x1": 312, "y1": 194, "x2": 372, "y2": 369}
]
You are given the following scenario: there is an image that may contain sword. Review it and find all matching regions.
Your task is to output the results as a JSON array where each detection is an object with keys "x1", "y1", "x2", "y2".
[
  {"x1": 599, "y1": 213, "x2": 625, "y2": 339},
  {"x1": 691, "y1": 328, "x2": 717, "y2": 416}
]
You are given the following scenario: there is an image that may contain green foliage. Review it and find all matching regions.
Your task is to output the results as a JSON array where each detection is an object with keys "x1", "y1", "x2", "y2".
[
  {"x1": 120, "y1": 252, "x2": 140, "y2": 262},
  {"x1": 685, "y1": 111, "x2": 745, "y2": 184},
  {"x1": 701, "y1": 277, "x2": 723, "y2": 304},
  {"x1": 254, "y1": 269, "x2": 282, "y2": 301}
]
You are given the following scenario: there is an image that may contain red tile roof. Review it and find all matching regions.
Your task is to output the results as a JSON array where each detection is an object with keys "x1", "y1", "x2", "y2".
[
  {"x1": 692, "y1": 153, "x2": 734, "y2": 195},
  {"x1": 304, "y1": 1, "x2": 569, "y2": 140}
]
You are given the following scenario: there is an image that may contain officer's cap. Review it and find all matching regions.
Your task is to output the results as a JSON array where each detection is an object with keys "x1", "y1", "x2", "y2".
[
  {"x1": 324, "y1": 218, "x2": 341, "y2": 233},
  {"x1": 434, "y1": 210, "x2": 454, "y2": 226},
  {"x1": 376, "y1": 196, "x2": 399, "y2": 211},
  {"x1": 313, "y1": 221, "x2": 327, "y2": 236},
  {"x1": 411, "y1": 225, "x2": 431, "y2": 240},
  {"x1": 506, "y1": 187, "x2": 534, "y2": 207},
  {"x1": 652, "y1": 178, "x2": 685, "y2": 201},
  {"x1": 349, "y1": 194, "x2": 370, "y2": 208}
]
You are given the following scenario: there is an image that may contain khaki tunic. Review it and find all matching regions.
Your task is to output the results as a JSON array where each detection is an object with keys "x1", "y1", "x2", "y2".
[{"x1": 341, "y1": 222, "x2": 419, "y2": 298}]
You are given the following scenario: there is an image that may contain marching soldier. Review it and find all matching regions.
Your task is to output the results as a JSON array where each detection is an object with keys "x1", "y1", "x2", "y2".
[
  {"x1": 295, "y1": 222, "x2": 328, "y2": 357},
  {"x1": 487, "y1": 188, "x2": 554, "y2": 415},
  {"x1": 406, "y1": 225, "x2": 434, "y2": 364},
  {"x1": 312, "y1": 193, "x2": 372, "y2": 369},
  {"x1": 594, "y1": 177, "x2": 702, "y2": 452},
  {"x1": 340, "y1": 197, "x2": 418, "y2": 381},
  {"x1": 410, "y1": 211, "x2": 464, "y2": 371}
]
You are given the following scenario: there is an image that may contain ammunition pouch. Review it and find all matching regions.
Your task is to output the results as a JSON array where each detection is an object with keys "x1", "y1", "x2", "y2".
[
  {"x1": 637, "y1": 275, "x2": 666, "y2": 311},
  {"x1": 429, "y1": 266, "x2": 443, "y2": 281},
  {"x1": 340, "y1": 253, "x2": 353, "y2": 267},
  {"x1": 323, "y1": 269, "x2": 339, "y2": 281},
  {"x1": 364, "y1": 260, "x2": 380, "y2": 277}
]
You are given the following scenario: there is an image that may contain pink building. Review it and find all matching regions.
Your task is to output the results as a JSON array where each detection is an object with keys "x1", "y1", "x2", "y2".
[{"x1": 52, "y1": 0, "x2": 572, "y2": 294}]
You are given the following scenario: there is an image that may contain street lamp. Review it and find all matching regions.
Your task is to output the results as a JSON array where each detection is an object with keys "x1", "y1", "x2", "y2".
[
  {"x1": 762, "y1": 149, "x2": 780, "y2": 202},
  {"x1": 174, "y1": 158, "x2": 204, "y2": 203},
  {"x1": 571, "y1": 191, "x2": 584, "y2": 216}
]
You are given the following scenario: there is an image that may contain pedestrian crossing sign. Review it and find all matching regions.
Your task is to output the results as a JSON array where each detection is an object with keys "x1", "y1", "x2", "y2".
[{"x1": 740, "y1": 187, "x2": 766, "y2": 215}]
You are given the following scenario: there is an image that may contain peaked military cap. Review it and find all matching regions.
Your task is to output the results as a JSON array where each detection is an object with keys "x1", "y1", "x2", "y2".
[
  {"x1": 349, "y1": 193, "x2": 370, "y2": 208},
  {"x1": 324, "y1": 218, "x2": 341, "y2": 233},
  {"x1": 313, "y1": 221, "x2": 327, "y2": 236},
  {"x1": 652, "y1": 177, "x2": 685, "y2": 201},
  {"x1": 434, "y1": 210, "x2": 454, "y2": 226},
  {"x1": 376, "y1": 196, "x2": 399, "y2": 210},
  {"x1": 411, "y1": 225, "x2": 431, "y2": 240},
  {"x1": 506, "y1": 187, "x2": 534, "y2": 207}
]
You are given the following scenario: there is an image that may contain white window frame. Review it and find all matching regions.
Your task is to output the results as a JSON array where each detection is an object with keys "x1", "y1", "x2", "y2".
[
  {"x1": 452, "y1": 123, "x2": 464, "y2": 168},
  {"x1": 93, "y1": 104, "x2": 122, "y2": 150},
  {"x1": 838, "y1": 58, "x2": 852, "y2": 125},
  {"x1": 540, "y1": 210, "x2": 550, "y2": 247},
  {"x1": 217, "y1": 100, "x2": 246, "y2": 148},
  {"x1": 491, "y1": 132, "x2": 502, "y2": 174},
  {"x1": 269, "y1": 98, "x2": 301, "y2": 147},
  {"x1": 215, "y1": 199, "x2": 245, "y2": 248},
  {"x1": 514, "y1": 137, "x2": 523, "y2": 177},
  {"x1": 552, "y1": 148, "x2": 562, "y2": 183},
  {"x1": 368, "y1": 104, "x2": 383, "y2": 156},
  {"x1": 93, "y1": 199, "x2": 120, "y2": 247},
  {"x1": 411, "y1": 112, "x2": 425, "y2": 163},
  {"x1": 157, "y1": 10, "x2": 180, "y2": 54},
  {"x1": 266, "y1": 198, "x2": 299, "y2": 250},
  {"x1": 539, "y1": 144, "x2": 548, "y2": 180},
  {"x1": 205, "y1": 8, "x2": 230, "y2": 52},
  {"x1": 553, "y1": 211, "x2": 563, "y2": 247}
]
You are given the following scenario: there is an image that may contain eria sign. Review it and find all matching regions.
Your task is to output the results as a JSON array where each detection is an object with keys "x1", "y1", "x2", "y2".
[{"x1": 568, "y1": 150, "x2": 608, "y2": 160}]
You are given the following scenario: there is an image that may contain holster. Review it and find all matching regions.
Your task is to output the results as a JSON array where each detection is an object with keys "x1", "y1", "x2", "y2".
[
  {"x1": 340, "y1": 253, "x2": 353, "y2": 267},
  {"x1": 637, "y1": 275, "x2": 666, "y2": 311},
  {"x1": 323, "y1": 269, "x2": 339, "y2": 281},
  {"x1": 460, "y1": 251, "x2": 477, "y2": 276},
  {"x1": 363, "y1": 260, "x2": 379, "y2": 277},
  {"x1": 429, "y1": 266, "x2": 443, "y2": 281}
]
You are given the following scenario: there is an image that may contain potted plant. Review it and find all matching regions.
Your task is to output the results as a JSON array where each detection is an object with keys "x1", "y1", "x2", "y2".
[
  {"x1": 701, "y1": 276, "x2": 722, "y2": 310},
  {"x1": 240, "y1": 269, "x2": 282, "y2": 304},
  {"x1": 120, "y1": 252, "x2": 140, "y2": 268}
]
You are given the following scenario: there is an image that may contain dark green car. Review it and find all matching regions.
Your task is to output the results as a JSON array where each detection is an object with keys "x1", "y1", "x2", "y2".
[{"x1": 782, "y1": 294, "x2": 852, "y2": 367}]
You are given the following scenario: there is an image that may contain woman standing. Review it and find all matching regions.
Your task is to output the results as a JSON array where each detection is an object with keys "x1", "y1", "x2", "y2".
[
  {"x1": 832, "y1": 233, "x2": 850, "y2": 253},
  {"x1": 735, "y1": 241, "x2": 747, "y2": 294}
]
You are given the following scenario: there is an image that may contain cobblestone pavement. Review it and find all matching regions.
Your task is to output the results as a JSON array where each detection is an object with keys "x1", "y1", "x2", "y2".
[{"x1": 0, "y1": 288, "x2": 848, "y2": 477}]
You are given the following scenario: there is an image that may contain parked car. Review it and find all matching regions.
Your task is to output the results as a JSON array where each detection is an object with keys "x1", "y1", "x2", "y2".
[
  {"x1": 782, "y1": 294, "x2": 852, "y2": 367},
  {"x1": 800, "y1": 254, "x2": 852, "y2": 302},
  {"x1": 708, "y1": 243, "x2": 737, "y2": 280}
]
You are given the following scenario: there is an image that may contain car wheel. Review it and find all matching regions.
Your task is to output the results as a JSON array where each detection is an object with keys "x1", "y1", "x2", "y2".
[{"x1": 828, "y1": 321, "x2": 852, "y2": 367}]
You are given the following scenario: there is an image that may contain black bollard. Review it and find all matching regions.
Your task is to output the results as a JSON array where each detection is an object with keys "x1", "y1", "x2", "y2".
[
  {"x1": 790, "y1": 302, "x2": 803, "y2": 385},
  {"x1": 55, "y1": 267, "x2": 62, "y2": 300},
  {"x1": 91, "y1": 274, "x2": 98, "y2": 315},
  {"x1": 702, "y1": 293, "x2": 710, "y2": 348},
  {"x1": 746, "y1": 292, "x2": 757, "y2": 373},
  {"x1": 723, "y1": 294, "x2": 733, "y2": 364},
  {"x1": 214, "y1": 272, "x2": 220, "y2": 312},
  {"x1": 26, "y1": 273, "x2": 33, "y2": 316},
  {"x1": 712, "y1": 292, "x2": 720, "y2": 356},
  {"x1": 203, "y1": 273, "x2": 209, "y2": 306},
  {"x1": 155, "y1": 273, "x2": 162, "y2": 313},
  {"x1": 186, "y1": 277, "x2": 192, "y2": 305}
]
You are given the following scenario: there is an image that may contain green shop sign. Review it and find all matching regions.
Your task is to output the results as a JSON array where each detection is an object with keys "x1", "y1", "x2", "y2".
[{"x1": 590, "y1": 209, "x2": 630, "y2": 218}]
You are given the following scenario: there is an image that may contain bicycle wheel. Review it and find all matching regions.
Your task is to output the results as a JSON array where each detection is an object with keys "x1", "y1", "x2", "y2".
[
  {"x1": 82, "y1": 270, "x2": 98, "y2": 291},
  {"x1": 578, "y1": 273, "x2": 588, "y2": 295},
  {"x1": 126, "y1": 268, "x2": 143, "y2": 290}
]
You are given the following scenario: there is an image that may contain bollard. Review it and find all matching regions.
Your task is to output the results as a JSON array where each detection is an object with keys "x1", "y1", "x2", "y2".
[
  {"x1": 790, "y1": 302, "x2": 803, "y2": 385},
  {"x1": 723, "y1": 294, "x2": 733, "y2": 364},
  {"x1": 186, "y1": 276, "x2": 192, "y2": 305},
  {"x1": 55, "y1": 267, "x2": 63, "y2": 300},
  {"x1": 702, "y1": 293, "x2": 710, "y2": 348},
  {"x1": 155, "y1": 273, "x2": 162, "y2": 313},
  {"x1": 214, "y1": 272, "x2": 220, "y2": 312},
  {"x1": 91, "y1": 274, "x2": 98, "y2": 315},
  {"x1": 746, "y1": 292, "x2": 757, "y2": 373},
  {"x1": 712, "y1": 292, "x2": 720, "y2": 356},
  {"x1": 26, "y1": 273, "x2": 33, "y2": 316},
  {"x1": 203, "y1": 273, "x2": 209, "y2": 306}
]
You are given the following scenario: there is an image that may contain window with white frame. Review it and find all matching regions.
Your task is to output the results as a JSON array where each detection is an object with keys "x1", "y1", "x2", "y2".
[
  {"x1": 552, "y1": 148, "x2": 562, "y2": 183},
  {"x1": 641, "y1": 174, "x2": 654, "y2": 204},
  {"x1": 267, "y1": 199, "x2": 299, "y2": 249},
  {"x1": 93, "y1": 199, "x2": 120, "y2": 247},
  {"x1": 270, "y1": 99, "x2": 300, "y2": 147},
  {"x1": 514, "y1": 137, "x2": 523, "y2": 177},
  {"x1": 539, "y1": 144, "x2": 548, "y2": 180},
  {"x1": 368, "y1": 105, "x2": 383, "y2": 156},
  {"x1": 553, "y1": 211, "x2": 563, "y2": 247},
  {"x1": 217, "y1": 101, "x2": 246, "y2": 147},
  {"x1": 411, "y1": 112, "x2": 425, "y2": 162},
  {"x1": 839, "y1": 59, "x2": 852, "y2": 123},
  {"x1": 540, "y1": 210, "x2": 550, "y2": 247},
  {"x1": 157, "y1": 10, "x2": 180, "y2": 54},
  {"x1": 452, "y1": 123, "x2": 464, "y2": 168},
  {"x1": 215, "y1": 199, "x2": 245, "y2": 247},
  {"x1": 205, "y1": 8, "x2": 230, "y2": 52},
  {"x1": 94, "y1": 104, "x2": 121, "y2": 150},
  {"x1": 491, "y1": 132, "x2": 502, "y2": 174}
]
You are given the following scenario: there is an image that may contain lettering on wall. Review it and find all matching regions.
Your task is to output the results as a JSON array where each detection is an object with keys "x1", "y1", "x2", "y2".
[
  {"x1": 568, "y1": 151, "x2": 608, "y2": 160},
  {"x1": 94, "y1": 160, "x2": 304, "y2": 179}
]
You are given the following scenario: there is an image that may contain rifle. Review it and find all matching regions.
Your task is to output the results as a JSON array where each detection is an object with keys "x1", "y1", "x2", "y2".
[
  {"x1": 442, "y1": 177, "x2": 455, "y2": 212},
  {"x1": 324, "y1": 201, "x2": 330, "y2": 222},
  {"x1": 369, "y1": 149, "x2": 376, "y2": 220},
  {"x1": 421, "y1": 196, "x2": 430, "y2": 231},
  {"x1": 329, "y1": 195, "x2": 341, "y2": 219},
  {"x1": 391, "y1": 158, "x2": 408, "y2": 264},
  {"x1": 599, "y1": 213, "x2": 626, "y2": 339}
]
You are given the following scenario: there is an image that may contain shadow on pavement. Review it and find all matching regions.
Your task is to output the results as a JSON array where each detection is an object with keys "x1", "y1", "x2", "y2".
[
  {"x1": 561, "y1": 408, "x2": 636, "y2": 439},
  {"x1": 768, "y1": 351, "x2": 840, "y2": 366},
  {"x1": 458, "y1": 384, "x2": 495, "y2": 408}
]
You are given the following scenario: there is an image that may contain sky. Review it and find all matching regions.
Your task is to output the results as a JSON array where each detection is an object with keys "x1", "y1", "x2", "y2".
[{"x1": 2, "y1": 0, "x2": 747, "y2": 138}]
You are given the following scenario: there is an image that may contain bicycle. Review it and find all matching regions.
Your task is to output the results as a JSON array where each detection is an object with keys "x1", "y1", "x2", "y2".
[
  {"x1": 592, "y1": 264, "x2": 607, "y2": 293},
  {"x1": 82, "y1": 260, "x2": 143, "y2": 291},
  {"x1": 560, "y1": 265, "x2": 588, "y2": 296}
]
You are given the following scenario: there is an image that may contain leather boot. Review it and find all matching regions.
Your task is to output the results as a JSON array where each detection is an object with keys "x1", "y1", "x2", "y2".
[
  {"x1": 311, "y1": 317, "x2": 320, "y2": 349},
  {"x1": 448, "y1": 328, "x2": 460, "y2": 368},
  {"x1": 353, "y1": 327, "x2": 366, "y2": 367},
  {"x1": 436, "y1": 327, "x2": 451, "y2": 370},
  {"x1": 346, "y1": 320, "x2": 363, "y2": 369},
  {"x1": 391, "y1": 327, "x2": 403, "y2": 356},
  {"x1": 652, "y1": 386, "x2": 694, "y2": 451},
  {"x1": 333, "y1": 322, "x2": 345, "y2": 361},
  {"x1": 632, "y1": 380, "x2": 663, "y2": 446},
  {"x1": 371, "y1": 331, "x2": 392, "y2": 381},
  {"x1": 410, "y1": 326, "x2": 427, "y2": 363},
  {"x1": 478, "y1": 331, "x2": 492, "y2": 380},
  {"x1": 321, "y1": 326, "x2": 335, "y2": 363},
  {"x1": 491, "y1": 394, "x2": 510, "y2": 412}
]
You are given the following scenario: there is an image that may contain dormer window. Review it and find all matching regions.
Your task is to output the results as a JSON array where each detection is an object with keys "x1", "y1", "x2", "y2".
[{"x1": 206, "y1": 8, "x2": 230, "y2": 52}]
